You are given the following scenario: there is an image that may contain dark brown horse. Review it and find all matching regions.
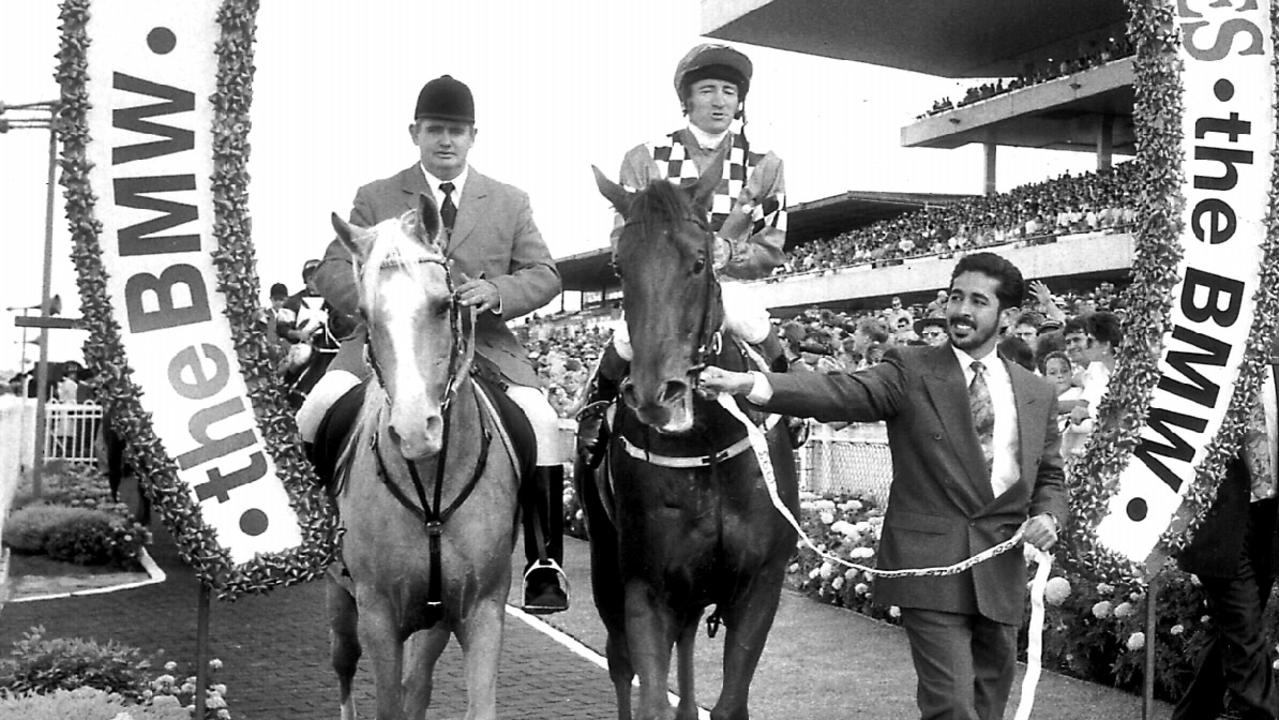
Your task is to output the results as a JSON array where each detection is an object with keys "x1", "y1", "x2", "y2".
[{"x1": 585, "y1": 167, "x2": 799, "y2": 720}]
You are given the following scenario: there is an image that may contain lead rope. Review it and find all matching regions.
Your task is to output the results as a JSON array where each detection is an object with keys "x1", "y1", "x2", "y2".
[{"x1": 714, "y1": 393, "x2": 1049, "y2": 718}]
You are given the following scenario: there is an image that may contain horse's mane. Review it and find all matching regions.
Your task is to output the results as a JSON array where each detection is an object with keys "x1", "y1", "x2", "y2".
[{"x1": 359, "y1": 209, "x2": 446, "y2": 321}]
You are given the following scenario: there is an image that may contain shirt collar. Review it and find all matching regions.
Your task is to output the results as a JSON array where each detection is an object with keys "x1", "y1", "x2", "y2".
[
  {"x1": 951, "y1": 343, "x2": 1003, "y2": 376},
  {"x1": 419, "y1": 163, "x2": 469, "y2": 200},
  {"x1": 686, "y1": 124, "x2": 730, "y2": 151}
]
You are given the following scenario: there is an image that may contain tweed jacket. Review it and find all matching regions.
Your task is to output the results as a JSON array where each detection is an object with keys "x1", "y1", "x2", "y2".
[
  {"x1": 759, "y1": 343, "x2": 1068, "y2": 625},
  {"x1": 313, "y1": 165, "x2": 560, "y2": 387}
]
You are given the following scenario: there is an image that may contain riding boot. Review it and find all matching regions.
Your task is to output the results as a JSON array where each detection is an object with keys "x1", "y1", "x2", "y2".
[
  {"x1": 575, "y1": 344, "x2": 628, "y2": 468},
  {"x1": 522, "y1": 464, "x2": 568, "y2": 614}
]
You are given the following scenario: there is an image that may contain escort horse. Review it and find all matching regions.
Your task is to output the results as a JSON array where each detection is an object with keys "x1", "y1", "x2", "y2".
[
  {"x1": 583, "y1": 163, "x2": 800, "y2": 720},
  {"x1": 325, "y1": 196, "x2": 521, "y2": 720}
]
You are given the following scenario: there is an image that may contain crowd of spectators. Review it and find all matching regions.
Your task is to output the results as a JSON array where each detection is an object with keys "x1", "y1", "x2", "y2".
[
  {"x1": 781, "y1": 160, "x2": 1140, "y2": 275},
  {"x1": 526, "y1": 281, "x2": 1127, "y2": 419},
  {"x1": 920, "y1": 35, "x2": 1134, "y2": 118}
]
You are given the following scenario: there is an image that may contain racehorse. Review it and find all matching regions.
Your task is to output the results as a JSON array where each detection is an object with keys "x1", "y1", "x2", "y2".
[
  {"x1": 326, "y1": 195, "x2": 520, "y2": 720},
  {"x1": 586, "y1": 164, "x2": 800, "y2": 720}
]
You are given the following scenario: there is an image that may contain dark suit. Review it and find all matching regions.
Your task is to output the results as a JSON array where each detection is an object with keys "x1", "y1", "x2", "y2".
[
  {"x1": 1175, "y1": 369, "x2": 1279, "y2": 720},
  {"x1": 758, "y1": 343, "x2": 1067, "y2": 720},
  {"x1": 313, "y1": 164, "x2": 560, "y2": 387}
]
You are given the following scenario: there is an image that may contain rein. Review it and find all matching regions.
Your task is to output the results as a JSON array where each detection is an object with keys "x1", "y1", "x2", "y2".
[{"x1": 359, "y1": 249, "x2": 489, "y2": 622}]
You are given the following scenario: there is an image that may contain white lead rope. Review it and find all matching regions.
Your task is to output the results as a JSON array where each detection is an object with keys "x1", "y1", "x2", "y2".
[{"x1": 715, "y1": 393, "x2": 1049, "y2": 718}]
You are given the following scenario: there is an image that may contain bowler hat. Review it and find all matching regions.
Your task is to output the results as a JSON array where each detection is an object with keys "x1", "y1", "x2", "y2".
[
  {"x1": 914, "y1": 316, "x2": 948, "y2": 335},
  {"x1": 414, "y1": 75, "x2": 475, "y2": 123}
]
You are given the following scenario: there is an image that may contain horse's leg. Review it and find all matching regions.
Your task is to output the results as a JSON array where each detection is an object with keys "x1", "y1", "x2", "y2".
[
  {"x1": 708, "y1": 570, "x2": 785, "y2": 720},
  {"x1": 605, "y1": 630, "x2": 635, "y2": 720},
  {"x1": 453, "y1": 596, "x2": 506, "y2": 720},
  {"x1": 625, "y1": 581, "x2": 679, "y2": 720},
  {"x1": 673, "y1": 614, "x2": 700, "y2": 720},
  {"x1": 328, "y1": 576, "x2": 361, "y2": 720},
  {"x1": 356, "y1": 592, "x2": 406, "y2": 720},
  {"x1": 401, "y1": 626, "x2": 450, "y2": 720}
]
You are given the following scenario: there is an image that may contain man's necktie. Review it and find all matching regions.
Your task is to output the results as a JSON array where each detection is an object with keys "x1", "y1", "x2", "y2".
[
  {"x1": 969, "y1": 361, "x2": 996, "y2": 480},
  {"x1": 439, "y1": 181, "x2": 457, "y2": 232},
  {"x1": 1244, "y1": 395, "x2": 1275, "y2": 502}
]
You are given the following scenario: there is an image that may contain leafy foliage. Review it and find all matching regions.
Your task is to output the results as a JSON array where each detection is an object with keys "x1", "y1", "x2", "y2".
[{"x1": 0, "y1": 626, "x2": 151, "y2": 701}]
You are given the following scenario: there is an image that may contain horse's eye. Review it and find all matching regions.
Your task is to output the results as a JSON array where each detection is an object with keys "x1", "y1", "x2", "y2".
[{"x1": 692, "y1": 257, "x2": 706, "y2": 274}]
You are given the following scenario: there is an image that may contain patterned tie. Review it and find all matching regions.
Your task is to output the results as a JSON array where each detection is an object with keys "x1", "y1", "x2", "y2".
[
  {"x1": 969, "y1": 361, "x2": 995, "y2": 479},
  {"x1": 439, "y1": 181, "x2": 457, "y2": 231},
  {"x1": 1244, "y1": 397, "x2": 1275, "y2": 502}
]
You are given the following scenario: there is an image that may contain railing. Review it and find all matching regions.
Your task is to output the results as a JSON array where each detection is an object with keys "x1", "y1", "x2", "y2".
[{"x1": 41, "y1": 402, "x2": 103, "y2": 467}]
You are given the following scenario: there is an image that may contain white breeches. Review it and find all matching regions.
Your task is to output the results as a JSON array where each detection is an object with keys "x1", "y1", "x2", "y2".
[
  {"x1": 296, "y1": 369, "x2": 565, "y2": 466},
  {"x1": 611, "y1": 279, "x2": 771, "y2": 358}
]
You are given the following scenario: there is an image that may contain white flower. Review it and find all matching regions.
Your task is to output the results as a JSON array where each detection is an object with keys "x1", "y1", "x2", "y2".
[
  {"x1": 1201, "y1": 615, "x2": 1212, "y2": 624},
  {"x1": 819, "y1": 511, "x2": 835, "y2": 525},
  {"x1": 212, "y1": 683, "x2": 228, "y2": 695},
  {"x1": 1114, "y1": 602, "x2": 1135, "y2": 619},
  {"x1": 854, "y1": 583, "x2": 869, "y2": 595},
  {"x1": 889, "y1": 606, "x2": 901, "y2": 619},
  {"x1": 1044, "y1": 577, "x2": 1071, "y2": 606},
  {"x1": 1128, "y1": 591, "x2": 1143, "y2": 602},
  {"x1": 217, "y1": 710, "x2": 231, "y2": 720},
  {"x1": 830, "y1": 520, "x2": 855, "y2": 536},
  {"x1": 1096, "y1": 582, "x2": 1114, "y2": 595},
  {"x1": 206, "y1": 695, "x2": 228, "y2": 710},
  {"x1": 1170, "y1": 624, "x2": 1184, "y2": 636},
  {"x1": 1092, "y1": 601, "x2": 1113, "y2": 619},
  {"x1": 208, "y1": 658, "x2": 224, "y2": 670},
  {"x1": 111, "y1": 713, "x2": 134, "y2": 720},
  {"x1": 787, "y1": 563, "x2": 801, "y2": 574},
  {"x1": 1126, "y1": 631, "x2": 1146, "y2": 651},
  {"x1": 844, "y1": 568, "x2": 859, "y2": 581},
  {"x1": 164, "y1": 661, "x2": 178, "y2": 672},
  {"x1": 819, "y1": 562, "x2": 836, "y2": 579},
  {"x1": 831, "y1": 576, "x2": 845, "y2": 591},
  {"x1": 808, "y1": 567, "x2": 821, "y2": 580},
  {"x1": 849, "y1": 547, "x2": 875, "y2": 560}
]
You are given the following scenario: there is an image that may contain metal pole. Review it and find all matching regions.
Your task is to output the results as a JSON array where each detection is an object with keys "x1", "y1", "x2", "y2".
[
  {"x1": 31, "y1": 121, "x2": 57, "y2": 500},
  {"x1": 1142, "y1": 575, "x2": 1157, "y2": 720},
  {"x1": 194, "y1": 582, "x2": 211, "y2": 718}
]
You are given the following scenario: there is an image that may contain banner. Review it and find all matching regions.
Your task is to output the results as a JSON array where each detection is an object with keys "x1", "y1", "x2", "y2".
[
  {"x1": 1095, "y1": 0, "x2": 1276, "y2": 561},
  {"x1": 59, "y1": 0, "x2": 338, "y2": 598}
]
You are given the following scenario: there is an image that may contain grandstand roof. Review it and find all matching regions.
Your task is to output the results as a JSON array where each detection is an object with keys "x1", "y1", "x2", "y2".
[
  {"x1": 554, "y1": 190, "x2": 970, "y2": 291},
  {"x1": 702, "y1": 0, "x2": 1127, "y2": 78}
]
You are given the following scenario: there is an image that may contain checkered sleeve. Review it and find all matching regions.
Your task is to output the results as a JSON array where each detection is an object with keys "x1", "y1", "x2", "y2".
[{"x1": 723, "y1": 152, "x2": 787, "y2": 280}]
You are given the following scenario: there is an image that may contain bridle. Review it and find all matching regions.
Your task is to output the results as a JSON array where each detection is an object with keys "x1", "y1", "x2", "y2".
[
  {"x1": 357, "y1": 247, "x2": 488, "y2": 627},
  {"x1": 615, "y1": 213, "x2": 724, "y2": 379}
]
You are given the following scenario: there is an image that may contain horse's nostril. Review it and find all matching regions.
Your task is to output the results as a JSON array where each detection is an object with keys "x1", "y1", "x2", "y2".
[
  {"x1": 660, "y1": 379, "x2": 688, "y2": 405},
  {"x1": 620, "y1": 380, "x2": 639, "y2": 408}
]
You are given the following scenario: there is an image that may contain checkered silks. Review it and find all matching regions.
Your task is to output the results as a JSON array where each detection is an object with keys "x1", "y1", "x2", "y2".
[{"x1": 648, "y1": 132, "x2": 785, "y2": 237}]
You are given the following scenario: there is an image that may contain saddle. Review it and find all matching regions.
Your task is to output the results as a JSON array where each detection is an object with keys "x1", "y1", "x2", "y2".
[{"x1": 308, "y1": 371, "x2": 537, "y2": 496}]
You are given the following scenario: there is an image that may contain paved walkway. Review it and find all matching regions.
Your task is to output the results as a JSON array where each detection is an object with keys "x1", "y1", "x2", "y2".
[{"x1": 0, "y1": 523, "x2": 1171, "y2": 719}]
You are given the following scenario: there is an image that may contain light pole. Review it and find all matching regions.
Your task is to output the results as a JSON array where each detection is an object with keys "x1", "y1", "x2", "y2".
[{"x1": 1, "y1": 99, "x2": 61, "y2": 499}]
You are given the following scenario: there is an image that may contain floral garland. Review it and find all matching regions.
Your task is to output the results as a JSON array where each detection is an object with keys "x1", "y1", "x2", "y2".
[
  {"x1": 1064, "y1": 0, "x2": 1279, "y2": 584},
  {"x1": 56, "y1": 0, "x2": 340, "y2": 599}
]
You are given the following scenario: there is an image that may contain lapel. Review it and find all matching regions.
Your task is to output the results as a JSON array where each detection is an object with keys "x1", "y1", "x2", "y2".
[
  {"x1": 918, "y1": 344, "x2": 995, "y2": 507},
  {"x1": 1008, "y1": 361, "x2": 1042, "y2": 485},
  {"x1": 446, "y1": 169, "x2": 489, "y2": 256},
  {"x1": 397, "y1": 164, "x2": 431, "y2": 213}
]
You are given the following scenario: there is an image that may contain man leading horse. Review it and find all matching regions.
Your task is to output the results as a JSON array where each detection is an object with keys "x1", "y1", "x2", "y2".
[{"x1": 301, "y1": 74, "x2": 569, "y2": 614}]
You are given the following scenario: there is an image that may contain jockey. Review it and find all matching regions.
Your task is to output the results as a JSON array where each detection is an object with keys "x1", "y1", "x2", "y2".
[
  {"x1": 576, "y1": 43, "x2": 790, "y2": 461},
  {"x1": 298, "y1": 75, "x2": 570, "y2": 614}
]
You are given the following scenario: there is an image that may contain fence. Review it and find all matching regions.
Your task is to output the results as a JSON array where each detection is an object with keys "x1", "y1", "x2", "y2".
[{"x1": 43, "y1": 402, "x2": 104, "y2": 467}]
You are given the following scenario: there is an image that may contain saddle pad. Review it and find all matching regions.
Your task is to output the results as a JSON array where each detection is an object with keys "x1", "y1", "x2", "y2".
[
  {"x1": 311, "y1": 380, "x2": 367, "y2": 495},
  {"x1": 472, "y1": 375, "x2": 537, "y2": 483}
]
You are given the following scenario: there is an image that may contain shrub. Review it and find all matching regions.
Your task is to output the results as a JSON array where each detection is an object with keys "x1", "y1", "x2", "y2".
[
  {"x1": 3, "y1": 504, "x2": 147, "y2": 568},
  {"x1": 0, "y1": 686, "x2": 188, "y2": 720},
  {"x1": 0, "y1": 626, "x2": 151, "y2": 701},
  {"x1": 13, "y1": 465, "x2": 129, "y2": 519},
  {"x1": 3, "y1": 504, "x2": 99, "y2": 554}
]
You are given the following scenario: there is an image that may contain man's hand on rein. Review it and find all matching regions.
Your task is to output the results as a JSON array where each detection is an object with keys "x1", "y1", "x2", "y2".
[
  {"x1": 455, "y1": 273, "x2": 501, "y2": 314},
  {"x1": 698, "y1": 366, "x2": 755, "y2": 398}
]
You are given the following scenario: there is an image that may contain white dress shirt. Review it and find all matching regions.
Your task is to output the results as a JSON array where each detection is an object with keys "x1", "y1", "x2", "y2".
[
  {"x1": 419, "y1": 163, "x2": 469, "y2": 222},
  {"x1": 951, "y1": 345, "x2": 1020, "y2": 497}
]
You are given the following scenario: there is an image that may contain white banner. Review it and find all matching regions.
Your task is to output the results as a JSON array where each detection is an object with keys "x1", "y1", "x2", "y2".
[
  {"x1": 1097, "y1": 0, "x2": 1275, "y2": 560},
  {"x1": 83, "y1": 0, "x2": 302, "y2": 564}
]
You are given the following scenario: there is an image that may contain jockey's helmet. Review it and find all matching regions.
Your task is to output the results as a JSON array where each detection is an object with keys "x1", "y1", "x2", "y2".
[{"x1": 673, "y1": 44, "x2": 753, "y2": 101}]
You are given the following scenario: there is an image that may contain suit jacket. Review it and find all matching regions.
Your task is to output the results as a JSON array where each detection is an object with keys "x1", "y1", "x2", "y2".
[
  {"x1": 313, "y1": 165, "x2": 560, "y2": 387},
  {"x1": 1180, "y1": 364, "x2": 1279, "y2": 578},
  {"x1": 761, "y1": 343, "x2": 1067, "y2": 625}
]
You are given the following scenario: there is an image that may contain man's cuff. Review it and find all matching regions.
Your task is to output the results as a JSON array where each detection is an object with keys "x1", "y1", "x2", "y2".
[{"x1": 747, "y1": 371, "x2": 774, "y2": 404}]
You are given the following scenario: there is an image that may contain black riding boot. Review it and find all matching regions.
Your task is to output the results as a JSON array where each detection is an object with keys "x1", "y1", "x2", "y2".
[
  {"x1": 575, "y1": 344, "x2": 628, "y2": 468},
  {"x1": 522, "y1": 464, "x2": 568, "y2": 614}
]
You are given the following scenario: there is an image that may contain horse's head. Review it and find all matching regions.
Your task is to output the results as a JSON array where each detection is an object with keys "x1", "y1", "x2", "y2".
[
  {"x1": 331, "y1": 194, "x2": 471, "y2": 461},
  {"x1": 593, "y1": 156, "x2": 729, "y2": 433}
]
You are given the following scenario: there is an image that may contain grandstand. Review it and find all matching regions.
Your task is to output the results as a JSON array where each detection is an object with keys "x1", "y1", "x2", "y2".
[{"x1": 549, "y1": 1, "x2": 1136, "y2": 320}]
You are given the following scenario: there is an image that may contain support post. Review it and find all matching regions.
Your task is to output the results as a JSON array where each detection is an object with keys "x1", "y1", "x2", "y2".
[
  {"x1": 194, "y1": 582, "x2": 211, "y2": 718},
  {"x1": 31, "y1": 124, "x2": 58, "y2": 499},
  {"x1": 983, "y1": 142, "x2": 997, "y2": 196},
  {"x1": 1142, "y1": 575, "x2": 1157, "y2": 720}
]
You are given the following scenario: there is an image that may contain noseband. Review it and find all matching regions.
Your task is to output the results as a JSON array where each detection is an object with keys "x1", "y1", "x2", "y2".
[{"x1": 617, "y1": 214, "x2": 724, "y2": 376}]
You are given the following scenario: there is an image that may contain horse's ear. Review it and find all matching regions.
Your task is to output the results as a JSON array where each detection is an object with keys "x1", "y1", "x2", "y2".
[
  {"x1": 415, "y1": 192, "x2": 442, "y2": 247},
  {"x1": 332, "y1": 213, "x2": 372, "y2": 262},
  {"x1": 687, "y1": 142, "x2": 729, "y2": 215},
  {"x1": 593, "y1": 166, "x2": 633, "y2": 218}
]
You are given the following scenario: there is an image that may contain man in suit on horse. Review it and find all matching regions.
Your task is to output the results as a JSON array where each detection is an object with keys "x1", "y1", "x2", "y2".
[
  {"x1": 1174, "y1": 347, "x2": 1279, "y2": 720},
  {"x1": 575, "y1": 42, "x2": 791, "y2": 461},
  {"x1": 301, "y1": 74, "x2": 569, "y2": 613},
  {"x1": 700, "y1": 251, "x2": 1067, "y2": 720}
]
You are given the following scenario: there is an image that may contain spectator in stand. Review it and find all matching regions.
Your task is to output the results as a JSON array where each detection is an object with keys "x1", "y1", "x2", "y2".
[
  {"x1": 884, "y1": 295, "x2": 913, "y2": 331},
  {"x1": 1043, "y1": 350, "x2": 1092, "y2": 458},
  {"x1": 850, "y1": 316, "x2": 890, "y2": 359},
  {"x1": 1011, "y1": 311, "x2": 1043, "y2": 355},
  {"x1": 925, "y1": 289, "x2": 949, "y2": 318},
  {"x1": 915, "y1": 317, "x2": 949, "y2": 348}
]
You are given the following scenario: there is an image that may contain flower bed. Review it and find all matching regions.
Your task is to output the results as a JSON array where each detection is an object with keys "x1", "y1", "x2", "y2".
[{"x1": 784, "y1": 491, "x2": 1279, "y2": 702}]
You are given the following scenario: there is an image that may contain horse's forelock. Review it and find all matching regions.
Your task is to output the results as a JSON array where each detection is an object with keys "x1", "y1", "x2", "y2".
[
  {"x1": 359, "y1": 213, "x2": 446, "y2": 320},
  {"x1": 619, "y1": 180, "x2": 702, "y2": 265}
]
